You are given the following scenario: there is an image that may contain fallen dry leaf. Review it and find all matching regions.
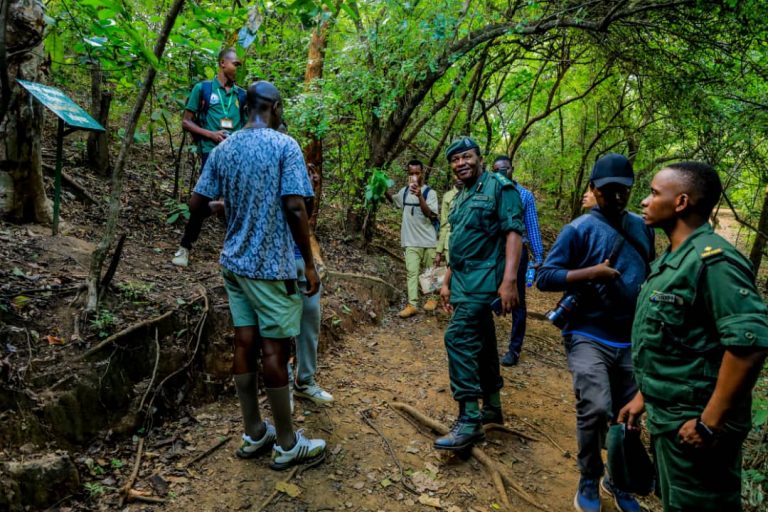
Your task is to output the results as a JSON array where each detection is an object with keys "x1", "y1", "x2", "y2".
[
  {"x1": 275, "y1": 481, "x2": 302, "y2": 498},
  {"x1": 418, "y1": 494, "x2": 441, "y2": 508},
  {"x1": 46, "y1": 335, "x2": 64, "y2": 345}
]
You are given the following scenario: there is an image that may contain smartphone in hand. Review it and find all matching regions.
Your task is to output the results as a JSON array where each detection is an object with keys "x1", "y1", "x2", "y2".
[{"x1": 490, "y1": 297, "x2": 502, "y2": 316}]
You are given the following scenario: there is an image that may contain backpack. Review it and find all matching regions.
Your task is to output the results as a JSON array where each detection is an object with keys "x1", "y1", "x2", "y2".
[
  {"x1": 401, "y1": 186, "x2": 440, "y2": 233},
  {"x1": 189, "y1": 80, "x2": 248, "y2": 143}
]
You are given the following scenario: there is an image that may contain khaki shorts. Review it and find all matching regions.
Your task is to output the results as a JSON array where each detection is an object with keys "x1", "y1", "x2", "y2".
[{"x1": 221, "y1": 267, "x2": 302, "y2": 339}]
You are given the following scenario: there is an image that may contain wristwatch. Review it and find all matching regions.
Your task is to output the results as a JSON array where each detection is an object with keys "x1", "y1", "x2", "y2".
[{"x1": 695, "y1": 417, "x2": 719, "y2": 444}]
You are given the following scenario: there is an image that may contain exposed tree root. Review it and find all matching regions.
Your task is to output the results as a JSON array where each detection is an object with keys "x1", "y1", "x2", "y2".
[
  {"x1": 74, "y1": 309, "x2": 175, "y2": 362},
  {"x1": 391, "y1": 402, "x2": 547, "y2": 511},
  {"x1": 255, "y1": 466, "x2": 299, "y2": 512},
  {"x1": 119, "y1": 437, "x2": 145, "y2": 507},
  {"x1": 325, "y1": 270, "x2": 400, "y2": 298},
  {"x1": 517, "y1": 417, "x2": 570, "y2": 458},
  {"x1": 371, "y1": 243, "x2": 406, "y2": 263},
  {"x1": 185, "y1": 436, "x2": 232, "y2": 468},
  {"x1": 42, "y1": 163, "x2": 99, "y2": 205},
  {"x1": 126, "y1": 489, "x2": 166, "y2": 504},
  {"x1": 483, "y1": 422, "x2": 542, "y2": 442},
  {"x1": 359, "y1": 408, "x2": 419, "y2": 495}
]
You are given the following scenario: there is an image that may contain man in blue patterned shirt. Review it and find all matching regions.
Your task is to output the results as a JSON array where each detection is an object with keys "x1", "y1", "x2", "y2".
[
  {"x1": 190, "y1": 81, "x2": 326, "y2": 470},
  {"x1": 492, "y1": 156, "x2": 545, "y2": 366}
]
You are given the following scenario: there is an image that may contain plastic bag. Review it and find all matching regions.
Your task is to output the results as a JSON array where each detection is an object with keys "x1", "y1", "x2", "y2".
[{"x1": 419, "y1": 266, "x2": 447, "y2": 294}]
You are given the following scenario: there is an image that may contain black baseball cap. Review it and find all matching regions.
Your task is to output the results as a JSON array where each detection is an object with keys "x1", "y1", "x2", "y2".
[{"x1": 590, "y1": 153, "x2": 634, "y2": 188}]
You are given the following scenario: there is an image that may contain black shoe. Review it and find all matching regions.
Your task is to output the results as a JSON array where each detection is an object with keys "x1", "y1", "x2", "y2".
[
  {"x1": 500, "y1": 351, "x2": 519, "y2": 367},
  {"x1": 481, "y1": 406, "x2": 504, "y2": 425},
  {"x1": 433, "y1": 417, "x2": 485, "y2": 451}
]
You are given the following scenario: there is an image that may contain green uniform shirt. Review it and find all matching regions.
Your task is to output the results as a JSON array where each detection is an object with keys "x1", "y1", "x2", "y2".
[
  {"x1": 632, "y1": 223, "x2": 768, "y2": 435},
  {"x1": 447, "y1": 171, "x2": 523, "y2": 304},
  {"x1": 185, "y1": 78, "x2": 245, "y2": 154}
]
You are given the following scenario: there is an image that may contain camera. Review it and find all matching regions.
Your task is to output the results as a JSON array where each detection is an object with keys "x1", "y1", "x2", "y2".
[{"x1": 545, "y1": 293, "x2": 580, "y2": 329}]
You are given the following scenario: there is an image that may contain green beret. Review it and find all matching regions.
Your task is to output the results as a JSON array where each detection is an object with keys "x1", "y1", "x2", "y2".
[{"x1": 445, "y1": 137, "x2": 480, "y2": 161}]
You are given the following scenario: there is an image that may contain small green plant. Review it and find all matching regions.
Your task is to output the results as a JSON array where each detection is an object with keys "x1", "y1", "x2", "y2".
[
  {"x1": 165, "y1": 198, "x2": 190, "y2": 224},
  {"x1": 364, "y1": 169, "x2": 394, "y2": 207},
  {"x1": 90, "y1": 310, "x2": 117, "y2": 339},
  {"x1": 84, "y1": 482, "x2": 106, "y2": 497},
  {"x1": 110, "y1": 458, "x2": 125, "y2": 469},
  {"x1": 117, "y1": 281, "x2": 153, "y2": 302}
]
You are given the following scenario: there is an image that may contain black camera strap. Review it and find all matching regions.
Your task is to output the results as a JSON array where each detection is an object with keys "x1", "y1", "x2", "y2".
[{"x1": 590, "y1": 210, "x2": 651, "y2": 274}]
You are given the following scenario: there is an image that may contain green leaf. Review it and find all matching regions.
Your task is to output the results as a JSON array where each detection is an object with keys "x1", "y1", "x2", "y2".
[
  {"x1": 167, "y1": 212, "x2": 180, "y2": 224},
  {"x1": 122, "y1": 25, "x2": 159, "y2": 69},
  {"x1": 97, "y1": 9, "x2": 117, "y2": 20},
  {"x1": 340, "y1": 2, "x2": 359, "y2": 22},
  {"x1": 753, "y1": 408, "x2": 768, "y2": 428}
]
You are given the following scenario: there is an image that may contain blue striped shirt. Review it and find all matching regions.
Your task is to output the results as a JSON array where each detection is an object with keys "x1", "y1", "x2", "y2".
[{"x1": 516, "y1": 183, "x2": 544, "y2": 264}]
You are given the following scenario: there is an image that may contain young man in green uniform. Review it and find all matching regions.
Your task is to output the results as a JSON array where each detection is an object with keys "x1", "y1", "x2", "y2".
[
  {"x1": 436, "y1": 137, "x2": 524, "y2": 451},
  {"x1": 619, "y1": 162, "x2": 768, "y2": 511},
  {"x1": 172, "y1": 48, "x2": 246, "y2": 267}
]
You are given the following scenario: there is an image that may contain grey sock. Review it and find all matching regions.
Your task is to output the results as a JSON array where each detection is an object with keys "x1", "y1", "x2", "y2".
[
  {"x1": 266, "y1": 386, "x2": 295, "y2": 449},
  {"x1": 234, "y1": 373, "x2": 265, "y2": 439}
]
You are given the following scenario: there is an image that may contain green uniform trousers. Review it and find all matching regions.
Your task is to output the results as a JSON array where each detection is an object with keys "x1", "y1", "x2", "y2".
[
  {"x1": 653, "y1": 430, "x2": 745, "y2": 512},
  {"x1": 405, "y1": 247, "x2": 435, "y2": 306},
  {"x1": 443, "y1": 301, "x2": 503, "y2": 401}
]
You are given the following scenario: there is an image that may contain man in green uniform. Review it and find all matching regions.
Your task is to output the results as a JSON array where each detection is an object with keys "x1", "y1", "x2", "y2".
[
  {"x1": 172, "y1": 48, "x2": 246, "y2": 267},
  {"x1": 435, "y1": 137, "x2": 524, "y2": 451},
  {"x1": 619, "y1": 162, "x2": 768, "y2": 511}
]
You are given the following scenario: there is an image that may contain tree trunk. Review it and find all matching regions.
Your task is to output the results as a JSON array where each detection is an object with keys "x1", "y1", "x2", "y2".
[
  {"x1": 303, "y1": 18, "x2": 329, "y2": 233},
  {"x1": 87, "y1": 63, "x2": 111, "y2": 175},
  {"x1": 86, "y1": 0, "x2": 186, "y2": 311},
  {"x1": 0, "y1": 0, "x2": 51, "y2": 223},
  {"x1": 749, "y1": 185, "x2": 768, "y2": 273}
]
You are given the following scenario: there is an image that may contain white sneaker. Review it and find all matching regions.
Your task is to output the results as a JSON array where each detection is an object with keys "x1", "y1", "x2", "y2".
[
  {"x1": 270, "y1": 430, "x2": 326, "y2": 471},
  {"x1": 172, "y1": 247, "x2": 189, "y2": 267},
  {"x1": 235, "y1": 421, "x2": 276, "y2": 459},
  {"x1": 294, "y1": 383, "x2": 334, "y2": 405}
]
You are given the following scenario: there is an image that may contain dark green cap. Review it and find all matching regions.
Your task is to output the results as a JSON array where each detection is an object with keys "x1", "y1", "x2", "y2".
[{"x1": 445, "y1": 137, "x2": 480, "y2": 161}]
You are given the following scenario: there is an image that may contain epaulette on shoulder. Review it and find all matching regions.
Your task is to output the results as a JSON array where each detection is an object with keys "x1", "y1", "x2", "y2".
[
  {"x1": 691, "y1": 234, "x2": 727, "y2": 263},
  {"x1": 490, "y1": 171, "x2": 514, "y2": 188}
]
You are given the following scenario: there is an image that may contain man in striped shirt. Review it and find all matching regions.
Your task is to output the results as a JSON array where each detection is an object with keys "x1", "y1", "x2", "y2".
[{"x1": 492, "y1": 156, "x2": 545, "y2": 366}]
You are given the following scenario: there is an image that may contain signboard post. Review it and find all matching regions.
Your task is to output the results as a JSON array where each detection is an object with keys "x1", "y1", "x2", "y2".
[{"x1": 16, "y1": 80, "x2": 105, "y2": 235}]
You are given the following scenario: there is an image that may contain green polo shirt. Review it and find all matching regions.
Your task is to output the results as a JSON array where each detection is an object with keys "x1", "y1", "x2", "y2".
[
  {"x1": 185, "y1": 78, "x2": 245, "y2": 154},
  {"x1": 632, "y1": 222, "x2": 768, "y2": 435},
  {"x1": 447, "y1": 171, "x2": 523, "y2": 303}
]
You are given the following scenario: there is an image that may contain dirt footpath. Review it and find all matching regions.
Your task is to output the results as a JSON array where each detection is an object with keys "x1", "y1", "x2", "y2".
[{"x1": 140, "y1": 289, "x2": 660, "y2": 512}]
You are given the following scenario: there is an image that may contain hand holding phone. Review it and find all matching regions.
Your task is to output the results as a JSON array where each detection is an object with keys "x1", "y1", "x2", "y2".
[{"x1": 408, "y1": 175, "x2": 419, "y2": 195}]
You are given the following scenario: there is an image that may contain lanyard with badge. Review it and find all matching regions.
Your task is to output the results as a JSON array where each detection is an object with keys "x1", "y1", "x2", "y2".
[{"x1": 219, "y1": 85, "x2": 235, "y2": 130}]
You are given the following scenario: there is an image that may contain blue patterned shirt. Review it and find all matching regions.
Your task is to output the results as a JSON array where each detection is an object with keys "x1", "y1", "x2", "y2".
[
  {"x1": 515, "y1": 183, "x2": 545, "y2": 264},
  {"x1": 194, "y1": 128, "x2": 313, "y2": 280}
]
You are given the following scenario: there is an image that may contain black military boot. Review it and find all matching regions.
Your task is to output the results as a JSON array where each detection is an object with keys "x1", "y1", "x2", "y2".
[
  {"x1": 433, "y1": 416, "x2": 484, "y2": 451},
  {"x1": 481, "y1": 405, "x2": 504, "y2": 425},
  {"x1": 434, "y1": 401, "x2": 484, "y2": 451}
]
